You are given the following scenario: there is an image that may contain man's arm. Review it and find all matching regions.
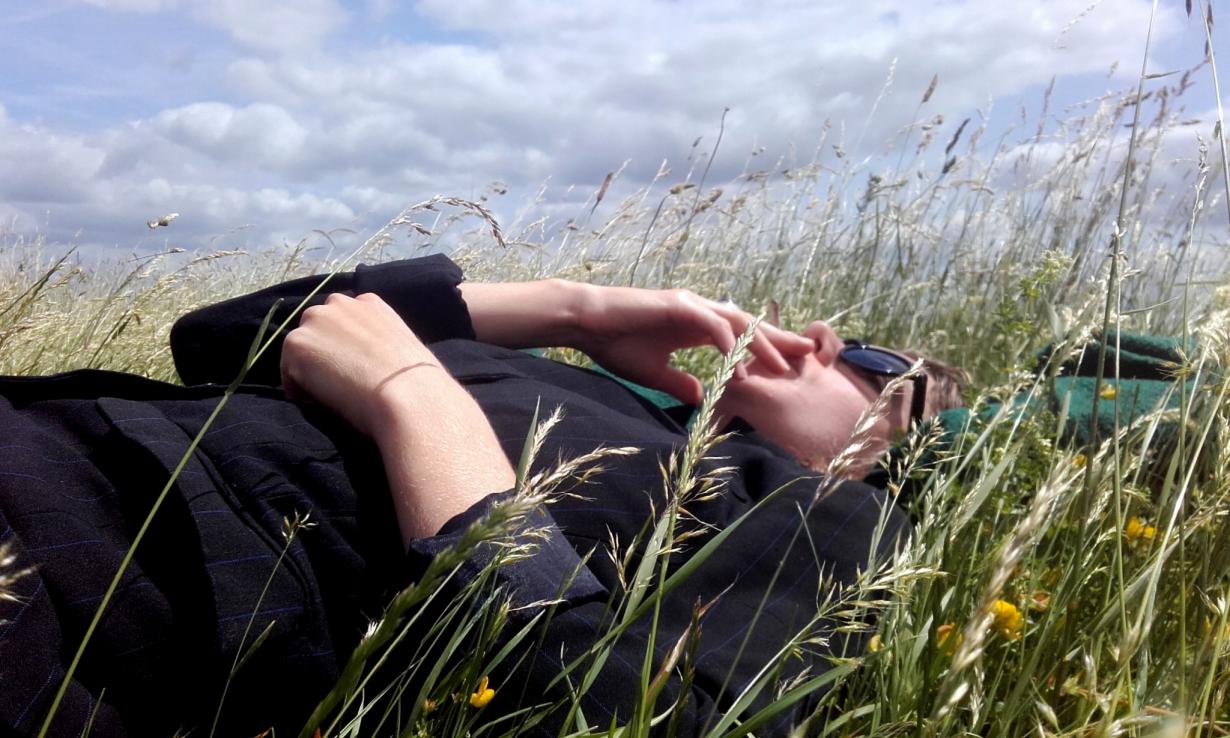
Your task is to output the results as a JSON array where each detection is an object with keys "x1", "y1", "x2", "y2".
[
  {"x1": 173, "y1": 253, "x2": 814, "y2": 403},
  {"x1": 462, "y1": 279, "x2": 815, "y2": 404}
]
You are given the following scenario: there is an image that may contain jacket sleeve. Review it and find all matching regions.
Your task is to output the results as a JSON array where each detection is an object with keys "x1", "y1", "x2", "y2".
[
  {"x1": 0, "y1": 515, "x2": 130, "y2": 737},
  {"x1": 404, "y1": 495, "x2": 732, "y2": 736},
  {"x1": 171, "y1": 255, "x2": 476, "y2": 386}
]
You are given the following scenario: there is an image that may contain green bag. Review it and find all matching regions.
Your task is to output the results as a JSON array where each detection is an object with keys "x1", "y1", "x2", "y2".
[{"x1": 932, "y1": 331, "x2": 1196, "y2": 449}]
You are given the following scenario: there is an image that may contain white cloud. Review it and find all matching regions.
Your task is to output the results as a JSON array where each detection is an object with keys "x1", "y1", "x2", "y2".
[
  {"x1": 0, "y1": 111, "x2": 360, "y2": 249},
  {"x1": 75, "y1": 0, "x2": 348, "y2": 53},
  {"x1": 9, "y1": 0, "x2": 1213, "y2": 254},
  {"x1": 191, "y1": 0, "x2": 349, "y2": 54},
  {"x1": 150, "y1": 102, "x2": 310, "y2": 168},
  {"x1": 341, "y1": 184, "x2": 408, "y2": 214},
  {"x1": 211, "y1": 0, "x2": 1177, "y2": 190},
  {"x1": 412, "y1": 0, "x2": 633, "y2": 37},
  {"x1": 0, "y1": 119, "x2": 107, "y2": 203}
]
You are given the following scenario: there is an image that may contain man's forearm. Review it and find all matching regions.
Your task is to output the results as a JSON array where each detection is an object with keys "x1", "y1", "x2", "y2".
[
  {"x1": 458, "y1": 279, "x2": 592, "y2": 349},
  {"x1": 372, "y1": 373, "x2": 516, "y2": 544}
]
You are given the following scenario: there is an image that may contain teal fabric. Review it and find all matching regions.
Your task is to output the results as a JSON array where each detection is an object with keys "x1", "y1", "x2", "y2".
[
  {"x1": 520, "y1": 349, "x2": 685, "y2": 410},
  {"x1": 590, "y1": 363, "x2": 684, "y2": 411},
  {"x1": 1043, "y1": 331, "x2": 1193, "y2": 446},
  {"x1": 1036, "y1": 331, "x2": 1190, "y2": 381},
  {"x1": 934, "y1": 330, "x2": 1196, "y2": 448}
]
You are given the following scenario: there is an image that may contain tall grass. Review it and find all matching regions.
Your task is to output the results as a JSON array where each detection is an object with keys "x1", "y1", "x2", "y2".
[{"x1": 2, "y1": 53, "x2": 1230, "y2": 737}]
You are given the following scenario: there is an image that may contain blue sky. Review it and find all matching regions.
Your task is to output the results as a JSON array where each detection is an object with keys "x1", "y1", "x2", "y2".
[{"x1": 0, "y1": 0, "x2": 1225, "y2": 255}]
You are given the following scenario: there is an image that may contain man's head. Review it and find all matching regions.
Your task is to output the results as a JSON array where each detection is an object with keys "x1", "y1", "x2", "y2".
[{"x1": 715, "y1": 320, "x2": 969, "y2": 479}]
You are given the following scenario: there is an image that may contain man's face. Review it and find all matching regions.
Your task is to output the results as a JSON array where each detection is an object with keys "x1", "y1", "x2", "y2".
[{"x1": 715, "y1": 320, "x2": 912, "y2": 478}]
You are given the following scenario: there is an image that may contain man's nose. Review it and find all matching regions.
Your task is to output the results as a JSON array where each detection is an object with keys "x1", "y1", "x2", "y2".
[{"x1": 803, "y1": 320, "x2": 842, "y2": 366}]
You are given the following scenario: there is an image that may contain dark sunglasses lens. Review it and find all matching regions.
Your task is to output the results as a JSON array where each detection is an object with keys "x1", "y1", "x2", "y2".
[{"x1": 841, "y1": 347, "x2": 912, "y2": 375}]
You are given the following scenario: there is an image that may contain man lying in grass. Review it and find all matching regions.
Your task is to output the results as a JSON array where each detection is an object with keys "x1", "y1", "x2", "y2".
[{"x1": 0, "y1": 255, "x2": 965, "y2": 738}]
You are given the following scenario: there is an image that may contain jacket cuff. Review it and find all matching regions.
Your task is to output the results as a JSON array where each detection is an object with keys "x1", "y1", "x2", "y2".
[
  {"x1": 405, "y1": 490, "x2": 607, "y2": 615},
  {"x1": 354, "y1": 254, "x2": 477, "y2": 343}
]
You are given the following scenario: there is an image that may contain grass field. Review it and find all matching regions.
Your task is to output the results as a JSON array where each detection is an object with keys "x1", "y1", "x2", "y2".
[{"x1": 4, "y1": 36, "x2": 1230, "y2": 738}]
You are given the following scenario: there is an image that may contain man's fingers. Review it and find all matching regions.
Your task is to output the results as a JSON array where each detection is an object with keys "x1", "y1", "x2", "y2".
[
  {"x1": 711, "y1": 301, "x2": 819, "y2": 372},
  {"x1": 721, "y1": 309, "x2": 790, "y2": 374},
  {"x1": 356, "y1": 291, "x2": 397, "y2": 317},
  {"x1": 701, "y1": 311, "x2": 754, "y2": 379},
  {"x1": 764, "y1": 323, "x2": 818, "y2": 355},
  {"x1": 279, "y1": 338, "x2": 307, "y2": 398},
  {"x1": 701, "y1": 298, "x2": 794, "y2": 374},
  {"x1": 656, "y1": 367, "x2": 705, "y2": 405},
  {"x1": 688, "y1": 304, "x2": 736, "y2": 354},
  {"x1": 745, "y1": 326, "x2": 790, "y2": 374}
]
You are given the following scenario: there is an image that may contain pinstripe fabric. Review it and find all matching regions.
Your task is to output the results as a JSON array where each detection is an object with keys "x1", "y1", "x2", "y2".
[{"x1": 0, "y1": 379, "x2": 405, "y2": 738}]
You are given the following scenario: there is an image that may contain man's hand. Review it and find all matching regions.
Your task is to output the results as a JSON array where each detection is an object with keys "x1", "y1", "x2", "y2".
[
  {"x1": 281, "y1": 293, "x2": 514, "y2": 542},
  {"x1": 572, "y1": 286, "x2": 816, "y2": 405},
  {"x1": 281, "y1": 292, "x2": 447, "y2": 437},
  {"x1": 459, "y1": 280, "x2": 816, "y2": 406}
]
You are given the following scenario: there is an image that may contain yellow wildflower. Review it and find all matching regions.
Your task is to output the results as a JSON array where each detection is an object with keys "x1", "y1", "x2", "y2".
[
  {"x1": 1072, "y1": 453, "x2": 1087, "y2": 468},
  {"x1": 936, "y1": 623, "x2": 962, "y2": 655},
  {"x1": 1124, "y1": 517, "x2": 1157, "y2": 545},
  {"x1": 867, "y1": 634, "x2": 883, "y2": 652},
  {"x1": 422, "y1": 698, "x2": 438, "y2": 714},
  {"x1": 1099, "y1": 384, "x2": 1118, "y2": 400},
  {"x1": 469, "y1": 676, "x2": 495, "y2": 708},
  {"x1": 989, "y1": 599, "x2": 1023, "y2": 641}
]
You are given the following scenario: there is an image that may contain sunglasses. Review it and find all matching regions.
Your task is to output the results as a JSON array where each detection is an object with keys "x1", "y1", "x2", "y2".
[{"x1": 839, "y1": 339, "x2": 927, "y2": 428}]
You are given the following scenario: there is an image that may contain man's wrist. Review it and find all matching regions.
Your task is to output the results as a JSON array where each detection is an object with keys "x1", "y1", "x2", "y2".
[
  {"x1": 556, "y1": 279, "x2": 597, "y2": 349},
  {"x1": 369, "y1": 364, "x2": 455, "y2": 440},
  {"x1": 568, "y1": 280, "x2": 616, "y2": 352},
  {"x1": 370, "y1": 374, "x2": 516, "y2": 541}
]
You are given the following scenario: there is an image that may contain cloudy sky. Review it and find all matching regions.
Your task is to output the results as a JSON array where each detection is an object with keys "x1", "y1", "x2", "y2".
[{"x1": 0, "y1": 0, "x2": 1225, "y2": 255}]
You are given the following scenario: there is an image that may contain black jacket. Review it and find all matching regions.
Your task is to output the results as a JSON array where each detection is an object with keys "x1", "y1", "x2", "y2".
[{"x1": 0, "y1": 255, "x2": 907, "y2": 737}]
